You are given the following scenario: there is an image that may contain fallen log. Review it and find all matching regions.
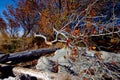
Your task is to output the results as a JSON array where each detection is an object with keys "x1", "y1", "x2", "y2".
[
  {"x1": 0, "y1": 48, "x2": 59, "y2": 63},
  {"x1": 0, "y1": 54, "x2": 9, "y2": 63},
  {"x1": 0, "y1": 63, "x2": 14, "y2": 78},
  {"x1": 13, "y1": 67, "x2": 79, "y2": 80}
]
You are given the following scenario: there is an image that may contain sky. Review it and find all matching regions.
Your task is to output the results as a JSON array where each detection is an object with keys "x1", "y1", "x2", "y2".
[
  {"x1": 0, "y1": 0, "x2": 23, "y2": 36},
  {"x1": 0, "y1": 0, "x2": 15, "y2": 18}
]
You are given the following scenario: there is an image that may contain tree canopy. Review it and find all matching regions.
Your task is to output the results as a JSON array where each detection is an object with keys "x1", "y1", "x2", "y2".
[{"x1": 0, "y1": 0, "x2": 119, "y2": 52}]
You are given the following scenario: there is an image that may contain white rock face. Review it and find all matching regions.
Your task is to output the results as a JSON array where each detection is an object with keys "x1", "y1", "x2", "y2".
[
  {"x1": 99, "y1": 51, "x2": 120, "y2": 62},
  {"x1": 50, "y1": 47, "x2": 72, "y2": 65},
  {"x1": 82, "y1": 48, "x2": 120, "y2": 62},
  {"x1": 36, "y1": 47, "x2": 72, "y2": 73},
  {"x1": 36, "y1": 47, "x2": 120, "y2": 79},
  {"x1": 85, "y1": 50, "x2": 96, "y2": 57},
  {"x1": 36, "y1": 56, "x2": 53, "y2": 72}
]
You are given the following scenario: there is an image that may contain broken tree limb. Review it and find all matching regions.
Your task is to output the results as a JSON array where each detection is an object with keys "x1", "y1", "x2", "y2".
[
  {"x1": 0, "y1": 48, "x2": 59, "y2": 63},
  {"x1": 13, "y1": 67, "x2": 79, "y2": 80}
]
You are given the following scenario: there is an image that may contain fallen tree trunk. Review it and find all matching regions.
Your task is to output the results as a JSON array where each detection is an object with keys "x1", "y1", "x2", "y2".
[
  {"x1": 13, "y1": 67, "x2": 79, "y2": 80},
  {"x1": 0, "y1": 63, "x2": 14, "y2": 78},
  {"x1": 0, "y1": 48, "x2": 59, "y2": 63}
]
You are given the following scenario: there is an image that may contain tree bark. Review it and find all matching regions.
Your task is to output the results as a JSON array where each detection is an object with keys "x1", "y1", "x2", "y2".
[{"x1": 0, "y1": 48, "x2": 59, "y2": 63}]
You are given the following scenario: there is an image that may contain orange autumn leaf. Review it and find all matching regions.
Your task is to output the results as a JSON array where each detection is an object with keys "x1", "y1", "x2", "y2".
[
  {"x1": 72, "y1": 47, "x2": 77, "y2": 52},
  {"x1": 77, "y1": 29, "x2": 81, "y2": 33},
  {"x1": 92, "y1": 46, "x2": 96, "y2": 50},
  {"x1": 86, "y1": 23, "x2": 91, "y2": 29},
  {"x1": 100, "y1": 26, "x2": 104, "y2": 30},
  {"x1": 111, "y1": 61, "x2": 116, "y2": 65},
  {"x1": 70, "y1": 47, "x2": 78, "y2": 61},
  {"x1": 81, "y1": 69, "x2": 87, "y2": 73},
  {"x1": 53, "y1": 64, "x2": 58, "y2": 73},
  {"x1": 92, "y1": 28, "x2": 97, "y2": 34},
  {"x1": 70, "y1": 54, "x2": 77, "y2": 62},
  {"x1": 95, "y1": 52, "x2": 99, "y2": 56},
  {"x1": 88, "y1": 47, "x2": 92, "y2": 51},
  {"x1": 70, "y1": 55, "x2": 75, "y2": 60},
  {"x1": 72, "y1": 29, "x2": 81, "y2": 36},
  {"x1": 95, "y1": 52, "x2": 103, "y2": 60},
  {"x1": 83, "y1": 77, "x2": 88, "y2": 80},
  {"x1": 65, "y1": 27, "x2": 71, "y2": 32},
  {"x1": 90, "y1": 10, "x2": 96, "y2": 16},
  {"x1": 87, "y1": 69, "x2": 95, "y2": 75}
]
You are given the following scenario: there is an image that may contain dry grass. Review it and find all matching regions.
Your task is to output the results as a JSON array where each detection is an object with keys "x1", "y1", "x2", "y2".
[{"x1": 0, "y1": 34, "x2": 64, "y2": 53}]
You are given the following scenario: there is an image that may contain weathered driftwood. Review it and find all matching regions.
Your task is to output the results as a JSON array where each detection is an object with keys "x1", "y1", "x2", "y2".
[
  {"x1": 0, "y1": 48, "x2": 59, "y2": 63},
  {"x1": 13, "y1": 67, "x2": 79, "y2": 80}
]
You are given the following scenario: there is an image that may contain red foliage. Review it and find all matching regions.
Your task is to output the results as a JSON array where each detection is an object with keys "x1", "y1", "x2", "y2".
[
  {"x1": 100, "y1": 26, "x2": 104, "y2": 31},
  {"x1": 66, "y1": 39, "x2": 71, "y2": 46},
  {"x1": 0, "y1": 18, "x2": 7, "y2": 30},
  {"x1": 90, "y1": 10, "x2": 96, "y2": 16}
]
